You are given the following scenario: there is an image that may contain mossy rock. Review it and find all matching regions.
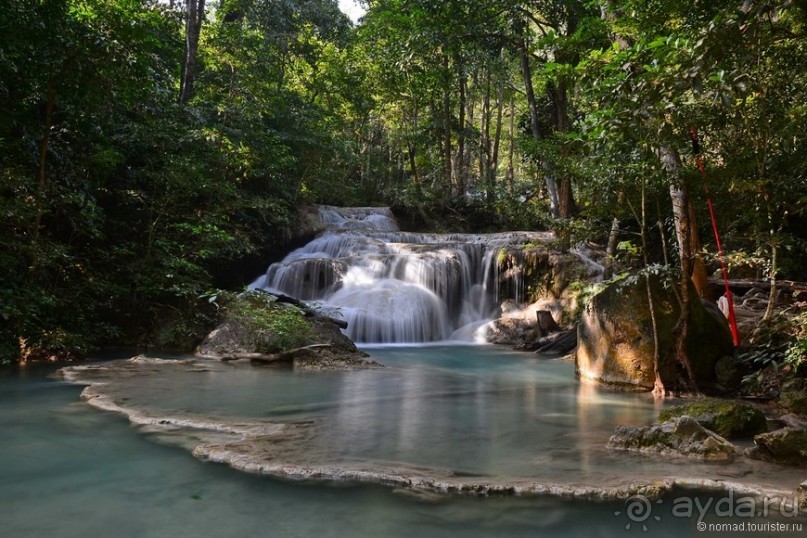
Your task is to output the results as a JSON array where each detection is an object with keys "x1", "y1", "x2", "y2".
[
  {"x1": 195, "y1": 292, "x2": 373, "y2": 368},
  {"x1": 658, "y1": 399, "x2": 768, "y2": 439},
  {"x1": 745, "y1": 428, "x2": 807, "y2": 466},
  {"x1": 607, "y1": 416, "x2": 738, "y2": 460},
  {"x1": 779, "y1": 378, "x2": 807, "y2": 416}
]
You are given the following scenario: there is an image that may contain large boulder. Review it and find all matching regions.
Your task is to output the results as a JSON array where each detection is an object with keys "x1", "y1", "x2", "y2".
[
  {"x1": 575, "y1": 276, "x2": 734, "y2": 391},
  {"x1": 607, "y1": 416, "x2": 738, "y2": 460},
  {"x1": 658, "y1": 399, "x2": 767, "y2": 439}
]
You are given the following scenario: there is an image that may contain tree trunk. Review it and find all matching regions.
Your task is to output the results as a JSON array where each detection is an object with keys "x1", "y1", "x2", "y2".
[
  {"x1": 520, "y1": 43, "x2": 560, "y2": 217},
  {"x1": 507, "y1": 92, "x2": 515, "y2": 194},
  {"x1": 489, "y1": 72, "x2": 505, "y2": 203},
  {"x1": 550, "y1": 27, "x2": 577, "y2": 220},
  {"x1": 179, "y1": 0, "x2": 205, "y2": 105},
  {"x1": 407, "y1": 103, "x2": 420, "y2": 188},
  {"x1": 553, "y1": 80, "x2": 576, "y2": 218},
  {"x1": 688, "y1": 199, "x2": 710, "y2": 299},
  {"x1": 482, "y1": 69, "x2": 492, "y2": 202},
  {"x1": 442, "y1": 54, "x2": 453, "y2": 196},
  {"x1": 603, "y1": 219, "x2": 620, "y2": 281},
  {"x1": 466, "y1": 73, "x2": 476, "y2": 193},
  {"x1": 763, "y1": 237, "x2": 778, "y2": 322},
  {"x1": 662, "y1": 146, "x2": 698, "y2": 393},
  {"x1": 628, "y1": 184, "x2": 666, "y2": 397},
  {"x1": 536, "y1": 310, "x2": 560, "y2": 337},
  {"x1": 407, "y1": 143, "x2": 419, "y2": 188},
  {"x1": 656, "y1": 195, "x2": 670, "y2": 266},
  {"x1": 32, "y1": 79, "x2": 56, "y2": 244},
  {"x1": 457, "y1": 62, "x2": 467, "y2": 198}
]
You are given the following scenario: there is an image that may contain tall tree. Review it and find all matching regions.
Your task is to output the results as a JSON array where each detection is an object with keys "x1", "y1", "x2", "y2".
[{"x1": 179, "y1": 0, "x2": 205, "y2": 104}]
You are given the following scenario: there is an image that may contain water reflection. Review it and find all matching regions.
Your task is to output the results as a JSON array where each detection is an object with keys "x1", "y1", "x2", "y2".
[
  {"x1": 52, "y1": 347, "x2": 807, "y2": 497},
  {"x1": 4, "y1": 354, "x2": 806, "y2": 537},
  {"x1": 283, "y1": 348, "x2": 665, "y2": 480}
]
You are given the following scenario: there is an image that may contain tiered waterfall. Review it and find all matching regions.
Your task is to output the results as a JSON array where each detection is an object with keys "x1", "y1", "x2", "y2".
[{"x1": 251, "y1": 206, "x2": 552, "y2": 344}]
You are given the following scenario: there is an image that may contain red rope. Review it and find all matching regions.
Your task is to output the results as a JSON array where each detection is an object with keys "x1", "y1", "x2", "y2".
[{"x1": 690, "y1": 127, "x2": 740, "y2": 347}]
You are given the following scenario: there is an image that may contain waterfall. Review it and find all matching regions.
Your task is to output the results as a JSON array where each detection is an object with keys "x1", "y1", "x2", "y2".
[{"x1": 252, "y1": 206, "x2": 554, "y2": 344}]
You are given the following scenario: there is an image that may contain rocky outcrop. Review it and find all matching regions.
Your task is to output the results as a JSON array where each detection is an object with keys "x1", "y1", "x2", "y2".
[
  {"x1": 607, "y1": 416, "x2": 739, "y2": 460},
  {"x1": 745, "y1": 427, "x2": 807, "y2": 466},
  {"x1": 658, "y1": 399, "x2": 768, "y2": 439},
  {"x1": 487, "y1": 244, "x2": 600, "y2": 349},
  {"x1": 575, "y1": 276, "x2": 734, "y2": 391},
  {"x1": 196, "y1": 300, "x2": 378, "y2": 370}
]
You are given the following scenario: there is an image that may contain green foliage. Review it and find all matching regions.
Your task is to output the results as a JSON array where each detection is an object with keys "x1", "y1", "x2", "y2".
[
  {"x1": 0, "y1": 0, "x2": 804, "y2": 364},
  {"x1": 565, "y1": 277, "x2": 611, "y2": 322},
  {"x1": 784, "y1": 311, "x2": 807, "y2": 372},
  {"x1": 221, "y1": 291, "x2": 313, "y2": 354},
  {"x1": 739, "y1": 309, "x2": 807, "y2": 383},
  {"x1": 0, "y1": 0, "x2": 361, "y2": 361}
]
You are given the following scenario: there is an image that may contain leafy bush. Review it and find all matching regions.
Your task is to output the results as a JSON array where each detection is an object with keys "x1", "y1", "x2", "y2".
[
  {"x1": 784, "y1": 311, "x2": 807, "y2": 374},
  {"x1": 740, "y1": 309, "x2": 807, "y2": 384}
]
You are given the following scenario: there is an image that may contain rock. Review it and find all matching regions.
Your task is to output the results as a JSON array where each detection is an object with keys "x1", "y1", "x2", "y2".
[
  {"x1": 798, "y1": 480, "x2": 807, "y2": 507},
  {"x1": 196, "y1": 298, "x2": 376, "y2": 369},
  {"x1": 607, "y1": 416, "x2": 738, "y2": 460},
  {"x1": 487, "y1": 318, "x2": 534, "y2": 346},
  {"x1": 779, "y1": 414, "x2": 807, "y2": 430},
  {"x1": 745, "y1": 427, "x2": 807, "y2": 466},
  {"x1": 714, "y1": 356, "x2": 743, "y2": 389},
  {"x1": 658, "y1": 399, "x2": 767, "y2": 439},
  {"x1": 779, "y1": 378, "x2": 807, "y2": 415},
  {"x1": 575, "y1": 275, "x2": 734, "y2": 391},
  {"x1": 196, "y1": 320, "x2": 253, "y2": 357}
]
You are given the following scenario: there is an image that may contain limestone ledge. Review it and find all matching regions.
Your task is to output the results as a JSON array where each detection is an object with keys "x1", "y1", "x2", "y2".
[
  {"x1": 193, "y1": 442, "x2": 800, "y2": 508},
  {"x1": 58, "y1": 358, "x2": 804, "y2": 508}
]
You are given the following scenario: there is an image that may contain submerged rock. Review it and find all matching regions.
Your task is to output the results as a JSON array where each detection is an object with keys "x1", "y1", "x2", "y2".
[
  {"x1": 745, "y1": 427, "x2": 807, "y2": 466},
  {"x1": 575, "y1": 276, "x2": 734, "y2": 391},
  {"x1": 607, "y1": 416, "x2": 739, "y2": 460},
  {"x1": 658, "y1": 399, "x2": 768, "y2": 439}
]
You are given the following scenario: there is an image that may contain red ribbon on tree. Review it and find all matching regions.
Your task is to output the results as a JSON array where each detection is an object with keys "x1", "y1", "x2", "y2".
[{"x1": 690, "y1": 127, "x2": 740, "y2": 347}]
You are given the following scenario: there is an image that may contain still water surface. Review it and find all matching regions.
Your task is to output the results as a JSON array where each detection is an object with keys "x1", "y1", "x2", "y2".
[{"x1": 0, "y1": 347, "x2": 802, "y2": 537}]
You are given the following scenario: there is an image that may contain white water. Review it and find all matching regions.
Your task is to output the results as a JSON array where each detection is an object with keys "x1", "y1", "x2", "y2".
[{"x1": 251, "y1": 206, "x2": 553, "y2": 344}]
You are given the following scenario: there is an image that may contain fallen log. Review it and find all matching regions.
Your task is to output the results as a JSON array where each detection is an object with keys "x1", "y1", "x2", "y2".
[
  {"x1": 201, "y1": 344, "x2": 335, "y2": 364},
  {"x1": 516, "y1": 328, "x2": 577, "y2": 354},
  {"x1": 709, "y1": 279, "x2": 807, "y2": 296},
  {"x1": 534, "y1": 329, "x2": 577, "y2": 355},
  {"x1": 254, "y1": 289, "x2": 349, "y2": 329},
  {"x1": 255, "y1": 289, "x2": 311, "y2": 310}
]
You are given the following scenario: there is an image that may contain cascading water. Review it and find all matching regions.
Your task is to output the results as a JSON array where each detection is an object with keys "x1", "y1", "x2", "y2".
[{"x1": 251, "y1": 206, "x2": 552, "y2": 344}]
